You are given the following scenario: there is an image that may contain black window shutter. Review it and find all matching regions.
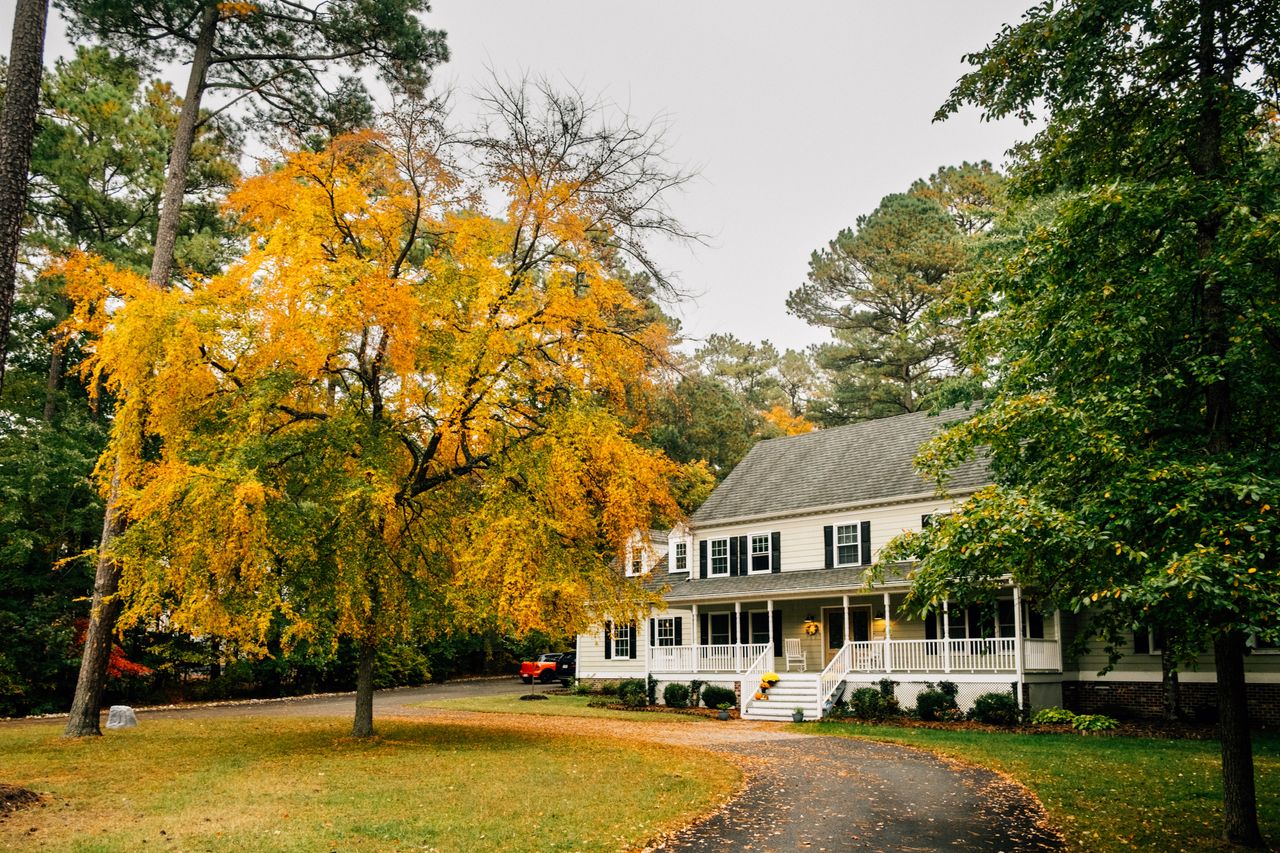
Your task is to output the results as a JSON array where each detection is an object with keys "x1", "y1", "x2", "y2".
[
  {"x1": 1134, "y1": 630, "x2": 1150, "y2": 655},
  {"x1": 771, "y1": 531, "x2": 781, "y2": 572},
  {"x1": 728, "y1": 536, "x2": 739, "y2": 576},
  {"x1": 649, "y1": 618, "x2": 656, "y2": 646},
  {"x1": 674, "y1": 617, "x2": 683, "y2": 646},
  {"x1": 823, "y1": 525, "x2": 834, "y2": 569},
  {"x1": 860, "y1": 521, "x2": 872, "y2": 565},
  {"x1": 925, "y1": 612, "x2": 938, "y2": 640},
  {"x1": 772, "y1": 609, "x2": 783, "y2": 657},
  {"x1": 604, "y1": 621, "x2": 612, "y2": 659},
  {"x1": 699, "y1": 540, "x2": 707, "y2": 579},
  {"x1": 737, "y1": 535, "x2": 748, "y2": 574},
  {"x1": 699, "y1": 612, "x2": 709, "y2": 645},
  {"x1": 739, "y1": 611, "x2": 749, "y2": 645},
  {"x1": 628, "y1": 622, "x2": 637, "y2": 659}
]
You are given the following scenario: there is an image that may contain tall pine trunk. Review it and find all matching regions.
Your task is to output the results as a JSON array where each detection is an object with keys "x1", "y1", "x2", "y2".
[
  {"x1": 0, "y1": 0, "x2": 48, "y2": 393},
  {"x1": 1214, "y1": 631, "x2": 1262, "y2": 847},
  {"x1": 63, "y1": 4, "x2": 220, "y2": 738},
  {"x1": 352, "y1": 642, "x2": 377, "y2": 738}
]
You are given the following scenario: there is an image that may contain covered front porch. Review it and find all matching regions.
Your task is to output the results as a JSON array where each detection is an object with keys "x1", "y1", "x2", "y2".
[{"x1": 645, "y1": 589, "x2": 1063, "y2": 678}]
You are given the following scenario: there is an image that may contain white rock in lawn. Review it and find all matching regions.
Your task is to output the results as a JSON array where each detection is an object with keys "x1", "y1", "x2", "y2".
[{"x1": 106, "y1": 705, "x2": 138, "y2": 729}]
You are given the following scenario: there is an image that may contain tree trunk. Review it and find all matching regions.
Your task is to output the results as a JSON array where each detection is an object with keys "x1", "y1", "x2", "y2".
[
  {"x1": 352, "y1": 642, "x2": 377, "y2": 738},
  {"x1": 1214, "y1": 631, "x2": 1263, "y2": 847},
  {"x1": 42, "y1": 340, "x2": 62, "y2": 422},
  {"x1": 148, "y1": 3, "x2": 218, "y2": 288},
  {"x1": 63, "y1": 468, "x2": 126, "y2": 737},
  {"x1": 0, "y1": 0, "x2": 49, "y2": 393},
  {"x1": 63, "y1": 3, "x2": 220, "y2": 733},
  {"x1": 1160, "y1": 647, "x2": 1181, "y2": 722}
]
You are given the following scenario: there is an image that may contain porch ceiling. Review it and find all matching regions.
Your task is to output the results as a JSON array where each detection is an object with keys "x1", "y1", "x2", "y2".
[{"x1": 648, "y1": 564, "x2": 915, "y2": 604}]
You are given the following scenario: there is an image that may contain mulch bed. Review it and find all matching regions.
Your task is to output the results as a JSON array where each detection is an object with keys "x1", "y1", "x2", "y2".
[
  {"x1": 0, "y1": 785, "x2": 41, "y2": 818},
  {"x1": 585, "y1": 700, "x2": 739, "y2": 720}
]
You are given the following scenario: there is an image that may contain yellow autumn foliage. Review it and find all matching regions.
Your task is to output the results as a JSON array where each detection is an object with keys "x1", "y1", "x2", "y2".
[{"x1": 60, "y1": 115, "x2": 686, "y2": 657}]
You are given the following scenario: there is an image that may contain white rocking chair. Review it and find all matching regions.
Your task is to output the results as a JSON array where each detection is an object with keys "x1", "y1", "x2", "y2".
[{"x1": 784, "y1": 637, "x2": 807, "y2": 671}]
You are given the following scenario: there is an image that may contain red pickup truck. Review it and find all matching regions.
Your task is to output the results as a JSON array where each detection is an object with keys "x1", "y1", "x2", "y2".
[{"x1": 519, "y1": 652, "x2": 575, "y2": 685}]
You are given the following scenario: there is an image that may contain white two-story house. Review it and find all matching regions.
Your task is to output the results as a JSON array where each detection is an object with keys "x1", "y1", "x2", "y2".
[{"x1": 575, "y1": 407, "x2": 1280, "y2": 724}]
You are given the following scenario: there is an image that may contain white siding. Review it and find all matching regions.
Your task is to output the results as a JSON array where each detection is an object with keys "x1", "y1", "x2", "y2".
[{"x1": 690, "y1": 497, "x2": 957, "y2": 578}]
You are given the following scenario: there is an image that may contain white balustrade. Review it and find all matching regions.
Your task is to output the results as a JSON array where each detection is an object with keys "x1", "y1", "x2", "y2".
[
  {"x1": 740, "y1": 646, "x2": 773, "y2": 715},
  {"x1": 1023, "y1": 638, "x2": 1062, "y2": 671},
  {"x1": 649, "y1": 643, "x2": 771, "y2": 673}
]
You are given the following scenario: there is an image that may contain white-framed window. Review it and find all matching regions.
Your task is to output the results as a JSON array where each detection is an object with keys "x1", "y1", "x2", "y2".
[
  {"x1": 672, "y1": 541, "x2": 688, "y2": 573},
  {"x1": 749, "y1": 533, "x2": 771, "y2": 573},
  {"x1": 656, "y1": 617, "x2": 676, "y2": 647},
  {"x1": 748, "y1": 611, "x2": 771, "y2": 645},
  {"x1": 835, "y1": 522, "x2": 861, "y2": 566},
  {"x1": 614, "y1": 625, "x2": 631, "y2": 658},
  {"x1": 1247, "y1": 635, "x2": 1279, "y2": 654},
  {"x1": 709, "y1": 612, "x2": 732, "y2": 644},
  {"x1": 709, "y1": 538, "x2": 729, "y2": 576},
  {"x1": 1134, "y1": 628, "x2": 1164, "y2": 655}
]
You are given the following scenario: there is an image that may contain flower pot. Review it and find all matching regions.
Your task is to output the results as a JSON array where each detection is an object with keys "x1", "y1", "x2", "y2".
[
  {"x1": 717, "y1": 710, "x2": 730, "y2": 721},
  {"x1": 791, "y1": 710, "x2": 805, "y2": 723}
]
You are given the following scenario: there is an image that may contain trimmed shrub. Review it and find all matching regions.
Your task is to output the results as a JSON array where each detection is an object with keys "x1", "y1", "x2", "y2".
[
  {"x1": 1031, "y1": 706, "x2": 1076, "y2": 725},
  {"x1": 617, "y1": 678, "x2": 648, "y2": 708},
  {"x1": 647, "y1": 674, "x2": 658, "y2": 706},
  {"x1": 936, "y1": 680, "x2": 959, "y2": 699},
  {"x1": 597, "y1": 680, "x2": 619, "y2": 696},
  {"x1": 663, "y1": 682, "x2": 690, "y2": 708},
  {"x1": 701, "y1": 684, "x2": 736, "y2": 709},
  {"x1": 1071, "y1": 713, "x2": 1119, "y2": 733},
  {"x1": 915, "y1": 683, "x2": 959, "y2": 721},
  {"x1": 848, "y1": 687, "x2": 888, "y2": 720},
  {"x1": 969, "y1": 691, "x2": 1020, "y2": 725}
]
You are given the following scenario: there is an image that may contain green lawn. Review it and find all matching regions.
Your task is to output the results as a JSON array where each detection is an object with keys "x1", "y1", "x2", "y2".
[
  {"x1": 809, "y1": 721, "x2": 1280, "y2": 852},
  {"x1": 0, "y1": 716, "x2": 738, "y2": 852},
  {"x1": 419, "y1": 692, "x2": 708, "y2": 722}
]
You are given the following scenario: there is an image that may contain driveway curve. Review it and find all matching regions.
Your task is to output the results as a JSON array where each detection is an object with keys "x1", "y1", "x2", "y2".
[{"x1": 25, "y1": 681, "x2": 1064, "y2": 851}]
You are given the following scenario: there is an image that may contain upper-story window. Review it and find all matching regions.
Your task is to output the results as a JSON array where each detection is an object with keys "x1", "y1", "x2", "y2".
[
  {"x1": 835, "y1": 523, "x2": 861, "y2": 566},
  {"x1": 750, "y1": 534, "x2": 771, "y2": 573},
  {"x1": 709, "y1": 538, "x2": 729, "y2": 576},
  {"x1": 673, "y1": 541, "x2": 687, "y2": 573}
]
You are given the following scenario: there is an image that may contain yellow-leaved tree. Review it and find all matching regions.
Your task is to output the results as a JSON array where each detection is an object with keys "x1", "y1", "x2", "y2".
[{"x1": 61, "y1": 88, "x2": 699, "y2": 736}]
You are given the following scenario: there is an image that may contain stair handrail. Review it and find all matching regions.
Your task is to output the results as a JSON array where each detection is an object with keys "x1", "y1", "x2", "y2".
[
  {"x1": 819, "y1": 641, "x2": 853, "y2": 712},
  {"x1": 739, "y1": 645, "x2": 773, "y2": 716}
]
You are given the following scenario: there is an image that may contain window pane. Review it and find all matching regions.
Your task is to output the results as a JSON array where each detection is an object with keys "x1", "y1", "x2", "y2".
[
  {"x1": 674, "y1": 542, "x2": 687, "y2": 571},
  {"x1": 710, "y1": 614, "x2": 731, "y2": 644},
  {"x1": 710, "y1": 539, "x2": 729, "y2": 574},
  {"x1": 751, "y1": 534, "x2": 769, "y2": 554},
  {"x1": 835, "y1": 524, "x2": 859, "y2": 565},
  {"x1": 750, "y1": 612, "x2": 771, "y2": 644}
]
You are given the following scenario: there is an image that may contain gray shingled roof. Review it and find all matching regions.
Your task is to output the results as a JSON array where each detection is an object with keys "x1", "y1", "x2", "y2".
[{"x1": 690, "y1": 406, "x2": 988, "y2": 525}]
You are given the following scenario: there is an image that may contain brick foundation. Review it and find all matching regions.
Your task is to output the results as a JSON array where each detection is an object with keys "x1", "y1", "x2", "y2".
[{"x1": 1063, "y1": 680, "x2": 1280, "y2": 727}]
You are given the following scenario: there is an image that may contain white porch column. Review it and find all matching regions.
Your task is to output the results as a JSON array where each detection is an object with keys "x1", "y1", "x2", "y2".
[
  {"x1": 734, "y1": 600, "x2": 742, "y2": 672},
  {"x1": 842, "y1": 594, "x2": 850, "y2": 648},
  {"x1": 767, "y1": 599, "x2": 775, "y2": 661},
  {"x1": 1012, "y1": 586, "x2": 1025, "y2": 710},
  {"x1": 883, "y1": 591, "x2": 892, "y2": 672},
  {"x1": 691, "y1": 604, "x2": 699, "y2": 673},
  {"x1": 1053, "y1": 608, "x2": 1063, "y2": 670},
  {"x1": 942, "y1": 599, "x2": 952, "y2": 673}
]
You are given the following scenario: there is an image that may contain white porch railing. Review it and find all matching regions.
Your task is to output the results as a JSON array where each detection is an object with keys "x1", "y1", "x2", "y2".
[
  {"x1": 819, "y1": 642, "x2": 852, "y2": 712},
  {"x1": 740, "y1": 646, "x2": 773, "y2": 715},
  {"x1": 1023, "y1": 638, "x2": 1062, "y2": 671},
  {"x1": 847, "y1": 638, "x2": 1021, "y2": 674},
  {"x1": 648, "y1": 643, "x2": 771, "y2": 673}
]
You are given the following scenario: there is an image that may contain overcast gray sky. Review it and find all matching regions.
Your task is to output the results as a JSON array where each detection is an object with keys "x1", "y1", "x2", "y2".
[{"x1": 6, "y1": 0, "x2": 1034, "y2": 353}]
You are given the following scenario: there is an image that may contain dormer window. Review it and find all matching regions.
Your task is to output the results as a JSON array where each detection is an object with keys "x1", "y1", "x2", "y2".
[{"x1": 673, "y1": 541, "x2": 688, "y2": 573}]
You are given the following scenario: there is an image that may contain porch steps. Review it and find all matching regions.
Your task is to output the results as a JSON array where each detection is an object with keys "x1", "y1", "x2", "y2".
[{"x1": 742, "y1": 675, "x2": 820, "y2": 721}]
